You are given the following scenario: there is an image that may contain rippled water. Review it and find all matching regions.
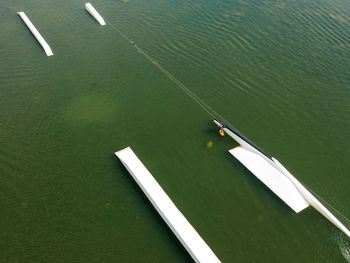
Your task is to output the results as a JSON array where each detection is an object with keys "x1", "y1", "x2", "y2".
[{"x1": 1, "y1": 0, "x2": 349, "y2": 262}]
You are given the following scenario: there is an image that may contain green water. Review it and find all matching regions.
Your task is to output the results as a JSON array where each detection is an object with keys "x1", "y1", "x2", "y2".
[{"x1": 1, "y1": 0, "x2": 349, "y2": 262}]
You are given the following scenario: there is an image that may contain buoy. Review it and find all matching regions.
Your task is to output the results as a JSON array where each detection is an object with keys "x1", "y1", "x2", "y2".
[{"x1": 206, "y1": 140, "x2": 213, "y2": 148}]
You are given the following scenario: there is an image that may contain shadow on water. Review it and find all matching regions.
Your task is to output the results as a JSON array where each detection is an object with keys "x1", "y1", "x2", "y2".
[{"x1": 112, "y1": 158, "x2": 193, "y2": 263}]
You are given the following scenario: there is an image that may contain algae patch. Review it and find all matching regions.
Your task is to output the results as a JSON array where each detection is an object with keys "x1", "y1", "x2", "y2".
[{"x1": 62, "y1": 94, "x2": 117, "y2": 126}]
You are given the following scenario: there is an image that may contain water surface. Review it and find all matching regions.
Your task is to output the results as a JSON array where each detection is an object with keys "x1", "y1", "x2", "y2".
[{"x1": 1, "y1": 0, "x2": 349, "y2": 262}]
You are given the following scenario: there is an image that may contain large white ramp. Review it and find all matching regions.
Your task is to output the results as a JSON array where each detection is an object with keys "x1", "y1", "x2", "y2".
[
  {"x1": 17, "y1": 12, "x2": 53, "y2": 56},
  {"x1": 214, "y1": 119, "x2": 350, "y2": 238},
  {"x1": 229, "y1": 146, "x2": 309, "y2": 213},
  {"x1": 115, "y1": 147, "x2": 221, "y2": 263}
]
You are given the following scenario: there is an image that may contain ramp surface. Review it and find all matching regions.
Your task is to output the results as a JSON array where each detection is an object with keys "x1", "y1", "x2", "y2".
[
  {"x1": 229, "y1": 146, "x2": 309, "y2": 213},
  {"x1": 85, "y1": 3, "x2": 106, "y2": 26},
  {"x1": 115, "y1": 147, "x2": 221, "y2": 263},
  {"x1": 17, "y1": 12, "x2": 53, "y2": 56}
]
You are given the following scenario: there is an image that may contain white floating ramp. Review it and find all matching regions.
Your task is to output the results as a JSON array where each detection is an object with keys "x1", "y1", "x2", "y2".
[
  {"x1": 214, "y1": 119, "x2": 350, "y2": 238},
  {"x1": 17, "y1": 12, "x2": 53, "y2": 56},
  {"x1": 85, "y1": 3, "x2": 106, "y2": 26},
  {"x1": 115, "y1": 147, "x2": 221, "y2": 263},
  {"x1": 229, "y1": 146, "x2": 309, "y2": 213}
]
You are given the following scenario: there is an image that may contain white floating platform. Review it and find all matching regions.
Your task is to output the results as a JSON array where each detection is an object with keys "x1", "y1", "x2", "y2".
[
  {"x1": 214, "y1": 119, "x2": 350, "y2": 238},
  {"x1": 115, "y1": 147, "x2": 221, "y2": 263},
  {"x1": 230, "y1": 146, "x2": 309, "y2": 213},
  {"x1": 85, "y1": 3, "x2": 106, "y2": 26},
  {"x1": 17, "y1": 12, "x2": 53, "y2": 56}
]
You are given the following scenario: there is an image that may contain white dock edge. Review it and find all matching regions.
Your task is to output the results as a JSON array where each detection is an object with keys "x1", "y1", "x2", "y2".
[
  {"x1": 17, "y1": 12, "x2": 53, "y2": 56},
  {"x1": 115, "y1": 147, "x2": 221, "y2": 263},
  {"x1": 85, "y1": 3, "x2": 106, "y2": 26}
]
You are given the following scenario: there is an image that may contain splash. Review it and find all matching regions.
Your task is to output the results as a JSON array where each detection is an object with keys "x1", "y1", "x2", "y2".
[{"x1": 335, "y1": 233, "x2": 350, "y2": 262}]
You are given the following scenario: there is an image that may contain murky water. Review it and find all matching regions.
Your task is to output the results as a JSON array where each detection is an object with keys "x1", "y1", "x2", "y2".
[{"x1": 1, "y1": 0, "x2": 349, "y2": 262}]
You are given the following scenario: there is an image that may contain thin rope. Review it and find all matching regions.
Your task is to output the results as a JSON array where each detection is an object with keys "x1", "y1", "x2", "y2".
[
  {"x1": 303, "y1": 184, "x2": 350, "y2": 225},
  {"x1": 82, "y1": 2, "x2": 239, "y2": 128},
  {"x1": 134, "y1": 45, "x2": 216, "y2": 118},
  {"x1": 103, "y1": 17, "x2": 229, "y2": 121},
  {"x1": 104, "y1": 17, "x2": 133, "y2": 43},
  {"x1": 95, "y1": 7, "x2": 350, "y2": 225}
]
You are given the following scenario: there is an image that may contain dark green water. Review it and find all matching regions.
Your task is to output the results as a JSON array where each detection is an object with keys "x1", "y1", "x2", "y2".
[{"x1": 1, "y1": 0, "x2": 349, "y2": 262}]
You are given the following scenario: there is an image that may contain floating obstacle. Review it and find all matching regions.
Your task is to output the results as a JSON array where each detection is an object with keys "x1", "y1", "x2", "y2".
[
  {"x1": 17, "y1": 12, "x2": 53, "y2": 56},
  {"x1": 85, "y1": 3, "x2": 106, "y2": 26},
  {"x1": 115, "y1": 147, "x2": 221, "y2": 263},
  {"x1": 214, "y1": 119, "x2": 350, "y2": 238}
]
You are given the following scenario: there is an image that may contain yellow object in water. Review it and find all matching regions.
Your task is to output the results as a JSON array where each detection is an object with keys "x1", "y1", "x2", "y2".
[
  {"x1": 219, "y1": 129, "x2": 225, "y2": 136},
  {"x1": 206, "y1": 140, "x2": 213, "y2": 148}
]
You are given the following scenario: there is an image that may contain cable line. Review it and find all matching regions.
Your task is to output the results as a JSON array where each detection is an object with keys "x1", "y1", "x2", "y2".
[
  {"x1": 101, "y1": 7, "x2": 350, "y2": 227},
  {"x1": 103, "y1": 17, "x2": 233, "y2": 123}
]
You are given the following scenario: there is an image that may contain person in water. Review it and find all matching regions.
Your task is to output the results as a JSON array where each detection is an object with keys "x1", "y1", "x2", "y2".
[{"x1": 218, "y1": 122, "x2": 225, "y2": 136}]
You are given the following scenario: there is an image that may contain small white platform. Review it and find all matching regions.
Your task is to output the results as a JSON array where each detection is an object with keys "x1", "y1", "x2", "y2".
[
  {"x1": 17, "y1": 12, "x2": 53, "y2": 56},
  {"x1": 115, "y1": 147, "x2": 221, "y2": 263},
  {"x1": 85, "y1": 3, "x2": 106, "y2": 26}
]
